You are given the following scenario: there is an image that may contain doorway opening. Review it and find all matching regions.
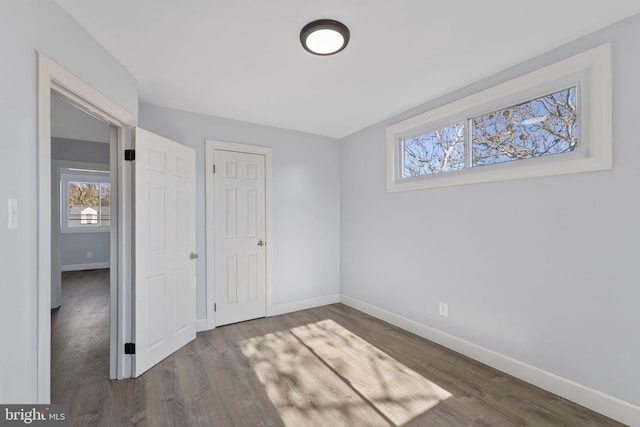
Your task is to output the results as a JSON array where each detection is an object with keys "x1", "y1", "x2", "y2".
[{"x1": 50, "y1": 93, "x2": 115, "y2": 401}]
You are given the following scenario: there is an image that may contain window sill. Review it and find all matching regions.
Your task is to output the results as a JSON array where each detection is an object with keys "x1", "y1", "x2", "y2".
[{"x1": 61, "y1": 227, "x2": 111, "y2": 234}]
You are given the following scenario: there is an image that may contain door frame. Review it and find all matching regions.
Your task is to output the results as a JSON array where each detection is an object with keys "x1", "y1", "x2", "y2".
[
  {"x1": 205, "y1": 140, "x2": 273, "y2": 329},
  {"x1": 37, "y1": 53, "x2": 137, "y2": 402}
]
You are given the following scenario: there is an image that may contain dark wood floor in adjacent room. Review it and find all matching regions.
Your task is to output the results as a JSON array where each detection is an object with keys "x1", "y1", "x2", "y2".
[{"x1": 51, "y1": 269, "x2": 623, "y2": 426}]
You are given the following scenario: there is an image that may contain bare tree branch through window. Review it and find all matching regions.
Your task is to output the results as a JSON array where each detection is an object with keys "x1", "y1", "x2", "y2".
[
  {"x1": 472, "y1": 87, "x2": 577, "y2": 166},
  {"x1": 401, "y1": 87, "x2": 578, "y2": 177}
]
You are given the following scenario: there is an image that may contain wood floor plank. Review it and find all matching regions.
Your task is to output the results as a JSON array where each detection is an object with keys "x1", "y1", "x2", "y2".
[
  {"x1": 239, "y1": 322, "x2": 393, "y2": 426},
  {"x1": 52, "y1": 270, "x2": 625, "y2": 426}
]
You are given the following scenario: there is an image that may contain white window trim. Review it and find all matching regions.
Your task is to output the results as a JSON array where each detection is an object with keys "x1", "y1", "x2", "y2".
[
  {"x1": 386, "y1": 43, "x2": 612, "y2": 192},
  {"x1": 61, "y1": 168, "x2": 111, "y2": 233}
]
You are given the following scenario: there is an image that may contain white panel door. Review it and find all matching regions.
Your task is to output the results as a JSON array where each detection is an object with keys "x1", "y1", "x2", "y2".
[
  {"x1": 214, "y1": 150, "x2": 266, "y2": 326},
  {"x1": 134, "y1": 128, "x2": 196, "y2": 377}
]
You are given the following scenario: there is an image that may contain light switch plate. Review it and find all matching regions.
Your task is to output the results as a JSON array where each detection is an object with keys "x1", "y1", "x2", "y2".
[{"x1": 8, "y1": 199, "x2": 17, "y2": 229}]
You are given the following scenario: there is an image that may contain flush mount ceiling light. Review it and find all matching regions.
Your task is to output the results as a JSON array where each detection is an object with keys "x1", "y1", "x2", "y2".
[{"x1": 300, "y1": 19, "x2": 350, "y2": 56}]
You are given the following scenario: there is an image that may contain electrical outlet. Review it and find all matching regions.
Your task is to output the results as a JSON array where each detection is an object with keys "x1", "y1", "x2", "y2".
[
  {"x1": 86, "y1": 252, "x2": 93, "y2": 259},
  {"x1": 439, "y1": 302, "x2": 449, "y2": 317}
]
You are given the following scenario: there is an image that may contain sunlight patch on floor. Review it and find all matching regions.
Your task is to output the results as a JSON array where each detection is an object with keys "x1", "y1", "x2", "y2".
[{"x1": 240, "y1": 319, "x2": 451, "y2": 426}]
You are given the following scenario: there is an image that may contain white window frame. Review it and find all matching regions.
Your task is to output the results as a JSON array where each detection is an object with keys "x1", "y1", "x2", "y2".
[
  {"x1": 61, "y1": 168, "x2": 111, "y2": 233},
  {"x1": 386, "y1": 43, "x2": 612, "y2": 192}
]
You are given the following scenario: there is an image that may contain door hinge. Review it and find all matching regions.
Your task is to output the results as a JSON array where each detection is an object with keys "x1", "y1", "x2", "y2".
[
  {"x1": 124, "y1": 343, "x2": 136, "y2": 355},
  {"x1": 124, "y1": 149, "x2": 136, "y2": 161},
  {"x1": 212, "y1": 164, "x2": 216, "y2": 174}
]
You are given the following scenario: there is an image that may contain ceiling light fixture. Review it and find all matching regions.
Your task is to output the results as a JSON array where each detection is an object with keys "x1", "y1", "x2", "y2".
[{"x1": 300, "y1": 19, "x2": 350, "y2": 56}]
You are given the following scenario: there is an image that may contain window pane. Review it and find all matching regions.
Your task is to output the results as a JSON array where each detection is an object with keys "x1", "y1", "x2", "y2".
[
  {"x1": 402, "y1": 123, "x2": 465, "y2": 177},
  {"x1": 68, "y1": 181, "x2": 100, "y2": 227},
  {"x1": 100, "y1": 183, "x2": 111, "y2": 227},
  {"x1": 471, "y1": 87, "x2": 578, "y2": 167}
]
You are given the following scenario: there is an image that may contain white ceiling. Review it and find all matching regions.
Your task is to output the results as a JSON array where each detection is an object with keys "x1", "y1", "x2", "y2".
[{"x1": 53, "y1": 1, "x2": 640, "y2": 139}]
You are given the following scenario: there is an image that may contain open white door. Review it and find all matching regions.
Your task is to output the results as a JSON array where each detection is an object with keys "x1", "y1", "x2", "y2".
[
  {"x1": 133, "y1": 128, "x2": 196, "y2": 377},
  {"x1": 214, "y1": 149, "x2": 266, "y2": 326}
]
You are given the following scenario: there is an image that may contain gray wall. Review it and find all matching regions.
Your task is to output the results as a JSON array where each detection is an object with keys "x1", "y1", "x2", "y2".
[
  {"x1": 139, "y1": 103, "x2": 341, "y2": 322},
  {"x1": 0, "y1": 0, "x2": 137, "y2": 403},
  {"x1": 52, "y1": 138, "x2": 110, "y2": 164},
  {"x1": 60, "y1": 233, "x2": 110, "y2": 267},
  {"x1": 340, "y1": 15, "x2": 640, "y2": 406},
  {"x1": 51, "y1": 93, "x2": 111, "y2": 143}
]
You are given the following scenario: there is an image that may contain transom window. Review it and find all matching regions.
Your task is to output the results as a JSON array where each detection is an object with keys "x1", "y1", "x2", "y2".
[
  {"x1": 61, "y1": 169, "x2": 111, "y2": 232},
  {"x1": 387, "y1": 44, "x2": 611, "y2": 192},
  {"x1": 401, "y1": 87, "x2": 578, "y2": 178}
]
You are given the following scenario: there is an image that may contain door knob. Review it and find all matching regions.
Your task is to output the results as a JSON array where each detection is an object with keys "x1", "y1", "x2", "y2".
[
  {"x1": 257, "y1": 240, "x2": 265, "y2": 247},
  {"x1": 190, "y1": 253, "x2": 199, "y2": 260}
]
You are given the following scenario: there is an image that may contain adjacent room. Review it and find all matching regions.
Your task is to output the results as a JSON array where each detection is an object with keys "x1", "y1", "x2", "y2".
[{"x1": 1, "y1": 1, "x2": 640, "y2": 426}]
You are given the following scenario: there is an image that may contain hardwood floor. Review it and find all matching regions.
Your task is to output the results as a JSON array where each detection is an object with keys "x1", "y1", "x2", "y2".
[
  {"x1": 52, "y1": 269, "x2": 110, "y2": 403},
  {"x1": 52, "y1": 270, "x2": 623, "y2": 426}
]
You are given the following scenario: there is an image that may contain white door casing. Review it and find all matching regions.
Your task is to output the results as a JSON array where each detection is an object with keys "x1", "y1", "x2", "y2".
[
  {"x1": 133, "y1": 128, "x2": 196, "y2": 376},
  {"x1": 38, "y1": 53, "x2": 137, "y2": 400},
  {"x1": 214, "y1": 149, "x2": 267, "y2": 326}
]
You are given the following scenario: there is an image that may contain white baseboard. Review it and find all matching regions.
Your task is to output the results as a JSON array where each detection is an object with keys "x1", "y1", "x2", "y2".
[
  {"x1": 196, "y1": 294, "x2": 341, "y2": 333},
  {"x1": 195, "y1": 318, "x2": 208, "y2": 333},
  {"x1": 61, "y1": 262, "x2": 110, "y2": 272},
  {"x1": 268, "y1": 294, "x2": 340, "y2": 317},
  {"x1": 340, "y1": 294, "x2": 640, "y2": 427}
]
